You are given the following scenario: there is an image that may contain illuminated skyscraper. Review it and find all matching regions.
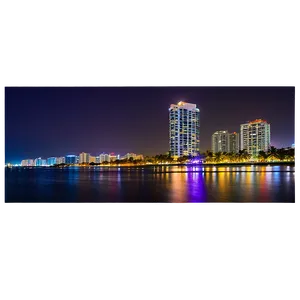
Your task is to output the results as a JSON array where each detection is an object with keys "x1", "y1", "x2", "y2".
[
  {"x1": 240, "y1": 119, "x2": 271, "y2": 157},
  {"x1": 79, "y1": 152, "x2": 90, "y2": 164},
  {"x1": 212, "y1": 130, "x2": 229, "y2": 153},
  {"x1": 169, "y1": 101, "x2": 200, "y2": 157}
]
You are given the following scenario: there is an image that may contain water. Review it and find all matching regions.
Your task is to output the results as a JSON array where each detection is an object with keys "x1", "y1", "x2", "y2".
[{"x1": 5, "y1": 165, "x2": 295, "y2": 203}]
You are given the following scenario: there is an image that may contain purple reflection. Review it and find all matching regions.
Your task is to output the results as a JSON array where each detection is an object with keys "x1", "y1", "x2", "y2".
[{"x1": 186, "y1": 171, "x2": 207, "y2": 202}]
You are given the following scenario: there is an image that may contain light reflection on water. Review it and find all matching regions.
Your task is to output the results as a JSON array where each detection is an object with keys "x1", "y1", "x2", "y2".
[{"x1": 5, "y1": 165, "x2": 295, "y2": 203}]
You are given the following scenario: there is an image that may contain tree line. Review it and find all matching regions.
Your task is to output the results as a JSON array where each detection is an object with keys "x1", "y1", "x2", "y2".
[{"x1": 51, "y1": 147, "x2": 294, "y2": 167}]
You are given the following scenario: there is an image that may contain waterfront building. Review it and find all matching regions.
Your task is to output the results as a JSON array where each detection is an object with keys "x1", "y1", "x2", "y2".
[
  {"x1": 79, "y1": 152, "x2": 90, "y2": 164},
  {"x1": 56, "y1": 156, "x2": 65, "y2": 164},
  {"x1": 34, "y1": 157, "x2": 42, "y2": 166},
  {"x1": 99, "y1": 153, "x2": 110, "y2": 163},
  {"x1": 89, "y1": 156, "x2": 96, "y2": 163},
  {"x1": 109, "y1": 153, "x2": 117, "y2": 162},
  {"x1": 229, "y1": 132, "x2": 240, "y2": 153},
  {"x1": 169, "y1": 101, "x2": 200, "y2": 157},
  {"x1": 240, "y1": 119, "x2": 271, "y2": 157},
  {"x1": 212, "y1": 131, "x2": 229, "y2": 153},
  {"x1": 96, "y1": 156, "x2": 100, "y2": 164},
  {"x1": 65, "y1": 155, "x2": 77, "y2": 164},
  {"x1": 21, "y1": 159, "x2": 35, "y2": 166},
  {"x1": 47, "y1": 157, "x2": 57, "y2": 166},
  {"x1": 292, "y1": 143, "x2": 295, "y2": 149}
]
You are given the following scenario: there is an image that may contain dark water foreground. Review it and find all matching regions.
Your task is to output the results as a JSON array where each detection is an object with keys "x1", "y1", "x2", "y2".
[{"x1": 5, "y1": 165, "x2": 295, "y2": 203}]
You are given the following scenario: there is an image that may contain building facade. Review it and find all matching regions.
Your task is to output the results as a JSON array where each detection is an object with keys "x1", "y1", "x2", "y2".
[
  {"x1": 240, "y1": 119, "x2": 271, "y2": 157},
  {"x1": 89, "y1": 156, "x2": 96, "y2": 163},
  {"x1": 99, "y1": 153, "x2": 110, "y2": 163},
  {"x1": 212, "y1": 131, "x2": 229, "y2": 153},
  {"x1": 169, "y1": 101, "x2": 200, "y2": 157},
  {"x1": 65, "y1": 155, "x2": 76, "y2": 164},
  {"x1": 109, "y1": 153, "x2": 117, "y2": 162},
  {"x1": 21, "y1": 159, "x2": 35, "y2": 166},
  {"x1": 56, "y1": 157, "x2": 65, "y2": 164},
  {"x1": 229, "y1": 132, "x2": 240, "y2": 153},
  {"x1": 79, "y1": 152, "x2": 90, "y2": 164},
  {"x1": 34, "y1": 157, "x2": 47, "y2": 166},
  {"x1": 47, "y1": 157, "x2": 57, "y2": 166}
]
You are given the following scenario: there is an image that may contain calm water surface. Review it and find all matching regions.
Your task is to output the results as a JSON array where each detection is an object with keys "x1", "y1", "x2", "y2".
[{"x1": 5, "y1": 165, "x2": 295, "y2": 203}]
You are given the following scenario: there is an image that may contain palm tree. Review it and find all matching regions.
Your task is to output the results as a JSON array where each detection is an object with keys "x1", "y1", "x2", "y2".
[
  {"x1": 214, "y1": 152, "x2": 222, "y2": 163},
  {"x1": 268, "y1": 146, "x2": 277, "y2": 155},
  {"x1": 258, "y1": 151, "x2": 267, "y2": 162}
]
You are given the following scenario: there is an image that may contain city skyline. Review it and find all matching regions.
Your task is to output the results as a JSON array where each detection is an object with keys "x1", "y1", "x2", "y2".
[{"x1": 5, "y1": 87, "x2": 295, "y2": 163}]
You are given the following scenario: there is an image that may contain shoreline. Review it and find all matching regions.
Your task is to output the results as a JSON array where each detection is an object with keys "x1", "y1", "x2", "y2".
[{"x1": 7, "y1": 161, "x2": 295, "y2": 168}]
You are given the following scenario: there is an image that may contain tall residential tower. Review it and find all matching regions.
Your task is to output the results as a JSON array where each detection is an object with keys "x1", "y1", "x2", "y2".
[
  {"x1": 169, "y1": 101, "x2": 200, "y2": 157},
  {"x1": 212, "y1": 130, "x2": 229, "y2": 153},
  {"x1": 240, "y1": 119, "x2": 271, "y2": 156},
  {"x1": 229, "y1": 132, "x2": 240, "y2": 153}
]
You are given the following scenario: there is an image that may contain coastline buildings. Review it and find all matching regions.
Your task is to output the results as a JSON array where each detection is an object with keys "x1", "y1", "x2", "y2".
[
  {"x1": 109, "y1": 153, "x2": 117, "y2": 162},
  {"x1": 89, "y1": 156, "x2": 96, "y2": 163},
  {"x1": 47, "y1": 157, "x2": 57, "y2": 166},
  {"x1": 169, "y1": 101, "x2": 200, "y2": 157},
  {"x1": 21, "y1": 159, "x2": 35, "y2": 166},
  {"x1": 99, "y1": 153, "x2": 110, "y2": 163},
  {"x1": 65, "y1": 155, "x2": 76, "y2": 164},
  {"x1": 56, "y1": 156, "x2": 65, "y2": 164},
  {"x1": 212, "y1": 131, "x2": 230, "y2": 153},
  {"x1": 34, "y1": 157, "x2": 47, "y2": 166},
  {"x1": 229, "y1": 132, "x2": 239, "y2": 153},
  {"x1": 79, "y1": 152, "x2": 90, "y2": 164},
  {"x1": 240, "y1": 119, "x2": 271, "y2": 157}
]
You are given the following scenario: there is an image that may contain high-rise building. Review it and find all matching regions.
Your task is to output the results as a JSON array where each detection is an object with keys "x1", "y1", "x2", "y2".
[
  {"x1": 99, "y1": 153, "x2": 110, "y2": 163},
  {"x1": 229, "y1": 132, "x2": 240, "y2": 153},
  {"x1": 34, "y1": 157, "x2": 43, "y2": 167},
  {"x1": 65, "y1": 155, "x2": 76, "y2": 164},
  {"x1": 99, "y1": 154, "x2": 105, "y2": 163},
  {"x1": 56, "y1": 157, "x2": 66, "y2": 164},
  {"x1": 79, "y1": 152, "x2": 90, "y2": 164},
  {"x1": 21, "y1": 159, "x2": 35, "y2": 166},
  {"x1": 169, "y1": 101, "x2": 200, "y2": 157},
  {"x1": 212, "y1": 131, "x2": 229, "y2": 153},
  {"x1": 47, "y1": 157, "x2": 57, "y2": 166},
  {"x1": 109, "y1": 153, "x2": 117, "y2": 162},
  {"x1": 240, "y1": 119, "x2": 271, "y2": 157}
]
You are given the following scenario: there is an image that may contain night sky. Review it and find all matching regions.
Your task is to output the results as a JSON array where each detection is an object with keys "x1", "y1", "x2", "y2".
[{"x1": 5, "y1": 87, "x2": 295, "y2": 163}]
